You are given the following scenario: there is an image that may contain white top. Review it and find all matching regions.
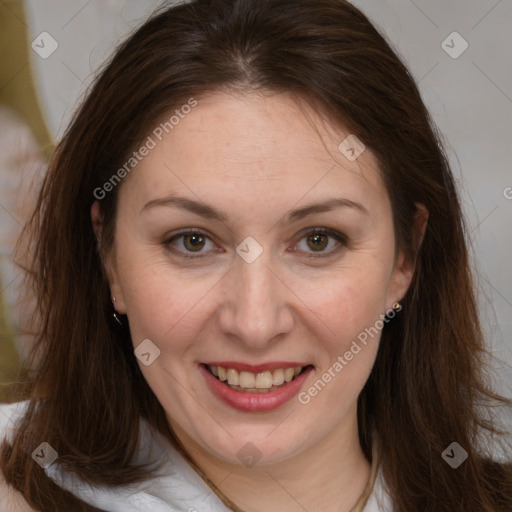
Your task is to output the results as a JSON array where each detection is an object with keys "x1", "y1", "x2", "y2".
[{"x1": 0, "y1": 401, "x2": 392, "y2": 511}]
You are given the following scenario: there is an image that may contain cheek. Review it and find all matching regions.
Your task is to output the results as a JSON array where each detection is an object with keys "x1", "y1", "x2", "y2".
[
  {"x1": 116, "y1": 249, "x2": 220, "y2": 354},
  {"x1": 294, "y1": 266, "x2": 390, "y2": 412},
  {"x1": 297, "y1": 257, "x2": 392, "y2": 347}
]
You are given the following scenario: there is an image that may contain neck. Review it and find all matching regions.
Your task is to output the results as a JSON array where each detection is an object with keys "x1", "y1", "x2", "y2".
[{"x1": 170, "y1": 405, "x2": 372, "y2": 512}]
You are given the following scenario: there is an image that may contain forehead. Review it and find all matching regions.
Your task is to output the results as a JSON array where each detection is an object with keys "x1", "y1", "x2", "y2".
[{"x1": 118, "y1": 91, "x2": 387, "y2": 215}]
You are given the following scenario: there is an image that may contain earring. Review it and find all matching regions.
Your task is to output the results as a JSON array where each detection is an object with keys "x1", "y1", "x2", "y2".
[
  {"x1": 112, "y1": 296, "x2": 123, "y2": 326},
  {"x1": 393, "y1": 302, "x2": 402, "y2": 312}
]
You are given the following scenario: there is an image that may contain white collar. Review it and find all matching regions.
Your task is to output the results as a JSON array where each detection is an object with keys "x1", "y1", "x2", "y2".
[{"x1": 45, "y1": 415, "x2": 232, "y2": 512}]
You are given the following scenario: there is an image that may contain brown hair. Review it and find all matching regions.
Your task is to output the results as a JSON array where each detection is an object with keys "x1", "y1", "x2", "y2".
[{"x1": 2, "y1": 0, "x2": 511, "y2": 510}]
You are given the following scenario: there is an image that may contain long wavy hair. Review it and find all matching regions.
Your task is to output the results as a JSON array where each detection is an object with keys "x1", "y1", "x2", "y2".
[{"x1": 2, "y1": 0, "x2": 511, "y2": 510}]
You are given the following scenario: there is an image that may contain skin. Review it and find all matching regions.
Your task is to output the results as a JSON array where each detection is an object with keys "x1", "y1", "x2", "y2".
[
  {"x1": 0, "y1": 472, "x2": 36, "y2": 512},
  {"x1": 92, "y1": 91, "x2": 419, "y2": 512}
]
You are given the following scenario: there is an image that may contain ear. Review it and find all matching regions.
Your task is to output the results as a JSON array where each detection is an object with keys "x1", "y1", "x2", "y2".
[
  {"x1": 91, "y1": 200, "x2": 104, "y2": 250},
  {"x1": 387, "y1": 203, "x2": 429, "y2": 306},
  {"x1": 91, "y1": 201, "x2": 127, "y2": 313},
  {"x1": 412, "y1": 202, "x2": 429, "y2": 255}
]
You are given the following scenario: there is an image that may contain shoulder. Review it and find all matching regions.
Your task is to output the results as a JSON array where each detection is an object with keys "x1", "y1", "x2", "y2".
[{"x1": 0, "y1": 401, "x2": 37, "y2": 512}]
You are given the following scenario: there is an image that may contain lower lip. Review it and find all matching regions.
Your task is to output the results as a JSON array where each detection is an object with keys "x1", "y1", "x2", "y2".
[{"x1": 200, "y1": 365, "x2": 313, "y2": 412}]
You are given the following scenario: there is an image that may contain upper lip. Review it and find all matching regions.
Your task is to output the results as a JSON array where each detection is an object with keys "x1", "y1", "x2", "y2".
[{"x1": 203, "y1": 361, "x2": 311, "y2": 373}]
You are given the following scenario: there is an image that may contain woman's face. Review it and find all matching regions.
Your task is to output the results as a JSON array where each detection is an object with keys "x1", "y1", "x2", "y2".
[{"x1": 98, "y1": 92, "x2": 413, "y2": 466}]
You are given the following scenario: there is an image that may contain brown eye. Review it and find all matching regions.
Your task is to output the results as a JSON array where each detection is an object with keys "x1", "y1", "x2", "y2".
[
  {"x1": 306, "y1": 233, "x2": 329, "y2": 251},
  {"x1": 183, "y1": 233, "x2": 206, "y2": 251},
  {"x1": 293, "y1": 228, "x2": 347, "y2": 258},
  {"x1": 163, "y1": 230, "x2": 216, "y2": 257}
]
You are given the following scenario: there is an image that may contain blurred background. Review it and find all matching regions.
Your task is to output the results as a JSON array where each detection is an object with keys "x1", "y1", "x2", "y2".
[{"x1": 0, "y1": 0, "x2": 510, "y2": 406}]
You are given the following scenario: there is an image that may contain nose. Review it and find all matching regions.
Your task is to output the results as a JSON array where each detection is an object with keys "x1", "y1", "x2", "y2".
[{"x1": 217, "y1": 253, "x2": 295, "y2": 349}]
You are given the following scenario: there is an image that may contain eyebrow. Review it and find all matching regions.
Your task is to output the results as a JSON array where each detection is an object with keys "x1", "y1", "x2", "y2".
[
  {"x1": 285, "y1": 197, "x2": 368, "y2": 223},
  {"x1": 141, "y1": 195, "x2": 228, "y2": 222},
  {"x1": 140, "y1": 195, "x2": 368, "y2": 222}
]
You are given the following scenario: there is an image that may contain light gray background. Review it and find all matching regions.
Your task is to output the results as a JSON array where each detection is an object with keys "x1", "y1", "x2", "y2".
[{"x1": 21, "y1": 0, "x2": 512, "y2": 398}]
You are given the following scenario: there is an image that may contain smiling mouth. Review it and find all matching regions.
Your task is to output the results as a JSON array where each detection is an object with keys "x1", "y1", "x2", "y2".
[{"x1": 203, "y1": 364, "x2": 312, "y2": 393}]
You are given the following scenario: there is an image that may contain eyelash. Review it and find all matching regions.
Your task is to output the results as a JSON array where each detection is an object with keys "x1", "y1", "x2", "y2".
[{"x1": 162, "y1": 228, "x2": 347, "y2": 260}]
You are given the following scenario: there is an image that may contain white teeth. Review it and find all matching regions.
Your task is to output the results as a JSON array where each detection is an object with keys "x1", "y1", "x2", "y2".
[
  {"x1": 255, "y1": 371, "x2": 273, "y2": 389},
  {"x1": 284, "y1": 368, "x2": 295, "y2": 382},
  {"x1": 239, "y1": 371, "x2": 255, "y2": 388},
  {"x1": 272, "y1": 368, "x2": 285, "y2": 386},
  {"x1": 208, "y1": 365, "x2": 305, "y2": 390},
  {"x1": 227, "y1": 368, "x2": 239, "y2": 386}
]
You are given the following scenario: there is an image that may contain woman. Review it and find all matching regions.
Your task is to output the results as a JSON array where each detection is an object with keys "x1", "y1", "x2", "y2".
[{"x1": 1, "y1": 0, "x2": 511, "y2": 510}]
